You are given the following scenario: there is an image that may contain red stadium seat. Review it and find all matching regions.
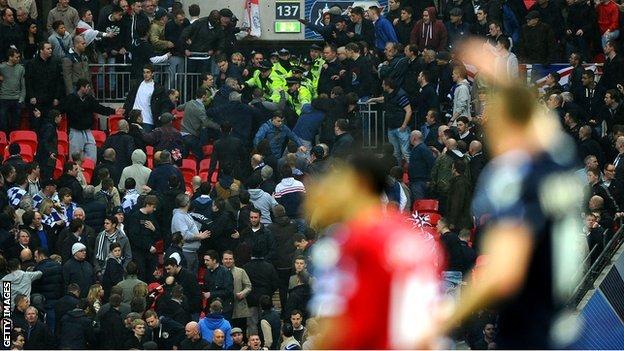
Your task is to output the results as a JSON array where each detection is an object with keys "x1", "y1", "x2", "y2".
[
  {"x1": 203, "y1": 144, "x2": 213, "y2": 156},
  {"x1": 210, "y1": 170, "x2": 218, "y2": 184},
  {"x1": 9, "y1": 130, "x2": 38, "y2": 153},
  {"x1": 172, "y1": 112, "x2": 183, "y2": 130},
  {"x1": 154, "y1": 240, "x2": 164, "y2": 254},
  {"x1": 199, "y1": 170, "x2": 209, "y2": 182},
  {"x1": 57, "y1": 131, "x2": 68, "y2": 157},
  {"x1": 82, "y1": 158, "x2": 95, "y2": 184},
  {"x1": 180, "y1": 158, "x2": 197, "y2": 184},
  {"x1": 425, "y1": 212, "x2": 441, "y2": 226},
  {"x1": 199, "y1": 158, "x2": 211, "y2": 173},
  {"x1": 57, "y1": 114, "x2": 68, "y2": 132},
  {"x1": 53, "y1": 158, "x2": 64, "y2": 179},
  {"x1": 92, "y1": 130, "x2": 107, "y2": 148},
  {"x1": 4, "y1": 144, "x2": 34, "y2": 163},
  {"x1": 0, "y1": 132, "x2": 7, "y2": 158},
  {"x1": 412, "y1": 199, "x2": 439, "y2": 213},
  {"x1": 146, "y1": 146, "x2": 154, "y2": 169},
  {"x1": 108, "y1": 114, "x2": 124, "y2": 134}
]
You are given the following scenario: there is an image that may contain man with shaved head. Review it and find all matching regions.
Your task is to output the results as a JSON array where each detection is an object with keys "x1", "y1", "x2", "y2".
[
  {"x1": 209, "y1": 329, "x2": 226, "y2": 349},
  {"x1": 180, "y1": 321, "x2": 210, "y2": 349},
  {"x1": 579, "y1": 125, "x2": 605, "y2": 166},
  {"x1": 408, "y1": 130, "x2": 435, "y2": 200},
  {"x1": 103, "y1": 119, "x2": 136, "y2": 169},
  {"x1": 468, "y1": 140, "x2": 486, "y2": 186}
]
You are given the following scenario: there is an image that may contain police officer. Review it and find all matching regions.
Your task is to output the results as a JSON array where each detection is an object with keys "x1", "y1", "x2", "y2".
[{"x1": 245, "y1": 60, "x2": 285, "y2": 99}]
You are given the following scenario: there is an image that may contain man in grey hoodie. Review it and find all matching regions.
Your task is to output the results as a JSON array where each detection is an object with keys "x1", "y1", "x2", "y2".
[
  {"x1": 1, "y1": 259, "x2": 42, "y2": 308},
  {"x1": 247, "y1": 176, "x2": 278, "y2": 225},
  {"x1": 118, "y1": 149, "x2": 151, "y2": 191},
  {"x1": 451, "y1": 65, "x2": 471, "y2": 123},
  {"x1": 171, "y1": 193, "x2": 210, "y2": 275}
]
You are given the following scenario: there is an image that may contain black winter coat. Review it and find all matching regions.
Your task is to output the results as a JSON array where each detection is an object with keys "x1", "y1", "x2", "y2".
[
  {"x1": 58, "y1": 309, "x2": 96, "y2": 349},
  {"x1": 62, "y1": 258, "x2": 95, "y2": 298},
  {"x1": 23, "y1": 321, "x2": 54, "y2": 350},
  {"x1": 103, "y1": 131, "x2": 136, "y2": 170},
  {"x1": 25, "y1": 56, "x2": 63, "y2": 107},
  {"x1": 54, "y1": 293, "x2": 79, "y2": 334},
  {"x1": 174, "y1": 268, "x2": 202, "y2": 313},
  {"x1": 57, "y1": 174, "x2": 83, "y2": 204},
  {"x1": 517, "y1": 22, "x2": 557, "y2": 64},
  {"x1": 98, "y1": 307, "x2": 126, "y2": 349},
  {"x1": 33, "y1": 258, "x2": 64, "y2": 301},
  {"x1": 180, "y1": 17, "x2": 222, "y2": 53},
  {"x1": 267, "y1": 216, "x2": 297, "y2": 270},
  {"x1": 203, "y1": 265, "x2": 234, "y2": 314},
  {"x1": 243, "y1": 258, "x2": 279, "y2": 307}
]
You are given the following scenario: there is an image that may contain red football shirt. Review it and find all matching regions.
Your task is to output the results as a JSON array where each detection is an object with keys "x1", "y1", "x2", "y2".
[{"x1": 310, "y1": 208, "x2": 442, "y2": 349}]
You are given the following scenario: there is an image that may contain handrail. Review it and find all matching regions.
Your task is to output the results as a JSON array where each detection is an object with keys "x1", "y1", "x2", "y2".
[{"x1": 568, "y1": 224, "x2": 624, "y2": 307}]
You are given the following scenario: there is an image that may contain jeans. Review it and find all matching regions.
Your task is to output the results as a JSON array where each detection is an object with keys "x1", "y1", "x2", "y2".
[
  {"x1": 276, "y1": 267, "x2": 292, "y2": 318},
  {"x1": 442, "y1": 271, "x2": 463, "y2": 304},
  {"x1": 69, "y1": 128, "x2": 97, "y2": 161},
  {"x1": 186, "y1": 58, "x2": 211, "y2": 74},
  {"x1": 602, "y1": 30, "x2": 620, "y2": 48},
  {"x1": 387, "y1": 127, "x2": 411, "y2": 165},
  {"x1": 409, "y1": 180, "x2": 428, "y2": 201},
  {"x1": 183, "y1": 134, "x2": 204, "y2": 159},
  {"x1": 0, "y1": 99, "x2": 21, "y2": 132},
  {"x1": 247, "y1": 306, "x2": 260, "y2": 335},
  {"x1": 183, "y1": 251, "x2": 199, "y2": 276}
]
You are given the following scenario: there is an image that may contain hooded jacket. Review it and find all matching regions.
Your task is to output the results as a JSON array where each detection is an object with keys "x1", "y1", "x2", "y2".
[
  {"x1": 33, "y1": 258, "x2": 63, "y2": 301},
  {"x1": 198, "y1": 314, "x2": 233, "y2": 348},
  {"x1": 171, "y1": 208, "x2": 202, "y2": 253},
  {"x1": 248, "y1": 189, "x2": 278, "y2": 224},
  {"x1": 119, "y1": 149, "x2": 152, "y2": 191},
  {"x1": 58, "y1": 309, "x2": 95, "y2": 349},
  {"x1": 410, "y1": 7, "x2": 448, "y2": 52},
  {"x1": 1, "y1": 270, "x2": 42, "y2": 308}
]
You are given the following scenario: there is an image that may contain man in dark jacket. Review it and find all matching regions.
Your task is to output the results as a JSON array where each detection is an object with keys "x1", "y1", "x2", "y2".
[
  {"x1": 25, "y1": 42, "x2": 63, "y2": 129},
  {"x1": 517, "y1": 11, "x2": 557, "y2": 64},
  {"x1": 164, "y1": 258, "x2": 202, "y2": 316},
  {"x1": 345, "y1": 42, "x2": 376, "y2": 99},
  {"x1": 243, "y1": 248, "x2": 279, "y2": 319},
  {"x1": 123, "y1": 64, "x2": 170, "y2": 130},
  {"x1": 209, "y1": 122, "x2": 248, "y2": 181},
  {"x1": 266, "y1": 205, "x2": 297, "y2": 315},
  {"x1": 416, "y1": 70, "x2": 440, "y2": 126},
  {"x1": 22, "y1": 306, "x2": 54, "y2": 349},
  {"x1": 147, "y1": 151, "x2": 185, "y2": 193},
  {"x1": 33, "y1": 248, "x2": 63, "y2": 333},
  {"x1": 93, "y1": 148, "x2": 122, "y2": 186},
  {"x1": 202, "y1": 250, "x2": 234, "y2": 318},
  {"x1": 36, "y1": 110, "x2": 62, "y2": 180},
  {"x1": 103, "y1": 119, "x2": 136, "y2": 169},
  {"x1": 180, "y1": 15, "x2": 221, "y2": 73},
  {"x1": 58, "y1": 299, "x2": 96, "y2": 349},
  {"x1": 0, "y1": 8, "x2": 23, "y2": 62},
  {"x1": 145, "y1": 310, "x2": 186, "y2": 350},
  {"x1": 408, "y1": 130, "x2": 436, "y2": 200},
  {"x1": 57, "y1": 161, "x2": 83, "y2": 204},
  {"x1": 54, "y1": 283, "x2": 80, "y2": 335},
  {"x1": 311, "y1": 91, "x2": 359, "y2": 147},
  {"x1": 206, "y1": 92, "x2": 264, "y2": 147},
  {"x1": 346, "y1": 6, "x2": 375, "y2": 47},
  {"x1": 99, "y1": 294, "x2": 127, "y2": 349},
  {"x1": 59, "y1": 218, "x2": 93, "y2": 264},
  {"x1": 446, "y1": 160, "x2": 473, "y2": 230},
  {"x1": 62, "y1": 242, "x2": 95, "y2": 298},
  {"x1": 63, "y1": 79, "x2": 119, "y2": 162},
  {"x1": 331, "y1": 119, "x2": 354, "y2": 159},
  {"x1": 317, "y1": 45, "x2": 342, "y2": 97},
  {"x1": 125, "y1": 194, "x2": 160, "y2": 282}
]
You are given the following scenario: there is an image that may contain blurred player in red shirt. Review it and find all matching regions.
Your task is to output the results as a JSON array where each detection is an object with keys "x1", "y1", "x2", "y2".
[{"x1": 305, "y1": 155, "x2": 442, "y2": 349}]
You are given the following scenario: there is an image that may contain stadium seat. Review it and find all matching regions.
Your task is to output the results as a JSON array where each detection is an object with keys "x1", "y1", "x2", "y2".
[
  {"x1": 57, "y1": 131, "x2": 68, "y2": 157},
  {"x1": 57, "y1": 114, "x2": 68, "y2": 132},
  {"x1": 82, "y1": 158, "x2": 95, "y2": 184},
  {"x1": 92, "y1": 130, "x2": 107, "y2": 148},
  {"x1": 0, "y1": 131, "x2": 7, "y2": 158},
  {"x1": 172, "y1": 112, "x2": 183, "y2": 130},
  {"x1": 199, "y1": 170, "x2": 209, "y2": 182},
  {"x1": 425, "y1": 212, "x2": 441, "y2": 226},
  {"x1": 154, "y1": 240, "x2": 164, "y2": 254},
  {"x1": 180, "y1": 158, "x2": 197, "y2": 184},
  {"x1": 9, "y1": 130, "x2": 38, "y2": 153},
  {"x1": 210, "y1": 170, "x2": 218, "y2": 184},
  {"x1": 53, "y1": 158, "x2": 64, "y2": 179},
  {"x1": 108, "y1": 114, "x2": 124, "y2": 134},
  {"x1": 203, "y1": 144, "x2": 213, "y2": 156},
  {"x1": 199, "y1": 158, "x2": 211, "y2": 173},
  {"x1": 412, "y1": 199, "x2": 439, "y2": 213}
]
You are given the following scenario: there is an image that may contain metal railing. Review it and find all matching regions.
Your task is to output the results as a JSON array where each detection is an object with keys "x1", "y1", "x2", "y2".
[{"x1": 568, "y1": 224, "x2": 624, "y2": 307}]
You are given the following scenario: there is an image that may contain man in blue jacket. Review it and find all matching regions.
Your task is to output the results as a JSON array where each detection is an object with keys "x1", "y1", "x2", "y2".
[
  {"x1": 198, "y1": 300, "x2": 233, "y2": 348},
  {"x1": 368, "y1": 6, "x2": 398, "y2": 53},
  {"x1": 254, "y1": 114, "x2": 304, "y2": 159}
]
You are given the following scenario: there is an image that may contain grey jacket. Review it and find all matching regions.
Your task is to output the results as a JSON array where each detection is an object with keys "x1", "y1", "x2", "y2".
[
  {"x1": 452, "y1": 79, "x2": 471, "y2": 119},
  {"x1": 177, "y1": 99, "x2": 220, "y2": 137},
  {"x1": 248, "y1": 189, "x2": 278, "y2": 224},
  {"x1": 93, "y1": 229, "x2": 133, "y2": 275},
  {"x1": 115, "y1": 275, "x2": 145, "y2": 304},
  {"x1": 2, "y1": 270, "x2": 42, "y2": 308},
  {"x1": 171, "y1": 208, "x2": 202, "y2": 253},
  {"x1": 48, "y1": 31, "x2": 72, "y2": 60},
  {"x1": 119, "y1": 149, "x2": 151, "y2": 191}
]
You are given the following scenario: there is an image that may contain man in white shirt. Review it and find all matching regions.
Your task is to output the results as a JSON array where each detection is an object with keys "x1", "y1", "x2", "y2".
[{"x1": 123, "y1": 64, "x2": 168, "y2": 132}]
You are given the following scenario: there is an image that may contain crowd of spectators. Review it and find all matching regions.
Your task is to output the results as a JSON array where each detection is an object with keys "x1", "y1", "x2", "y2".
[{"x1": 0, "y1": 0, "x2": 621, "y2": 349}]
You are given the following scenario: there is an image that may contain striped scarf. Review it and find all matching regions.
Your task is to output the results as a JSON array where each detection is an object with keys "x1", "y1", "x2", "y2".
[{"x1": 96, "y1": 230, "x2": 119, "y2": 262}]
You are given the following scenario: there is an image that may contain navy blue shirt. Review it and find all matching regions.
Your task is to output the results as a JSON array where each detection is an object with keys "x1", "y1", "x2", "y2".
[
  {"x1": 472, "y1": 147, "x2": 584, "y2": 349},
  {"x1": 382, "y1": 88, "x2": 410, "y2": 129}
]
